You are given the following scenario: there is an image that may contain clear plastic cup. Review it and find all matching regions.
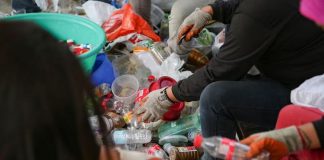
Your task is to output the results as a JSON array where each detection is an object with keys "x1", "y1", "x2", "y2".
[{"x1": 112, "y1": 74, "x2": 139, "y2": 105}]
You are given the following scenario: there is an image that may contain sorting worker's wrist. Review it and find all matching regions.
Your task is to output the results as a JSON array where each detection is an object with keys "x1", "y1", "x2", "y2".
[{"x1": 166, "y1": 87, "x2": 180, "y2": 103}]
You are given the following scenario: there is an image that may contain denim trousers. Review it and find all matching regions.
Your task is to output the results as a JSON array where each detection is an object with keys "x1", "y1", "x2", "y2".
[{"x1": 199, "y1": 77, "x2": 291, "y2": 160}]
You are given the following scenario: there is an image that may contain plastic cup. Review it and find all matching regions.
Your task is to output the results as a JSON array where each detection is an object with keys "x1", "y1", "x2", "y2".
[{"x1": 112, "y1": 75, "x2": 139, "y2": 105}]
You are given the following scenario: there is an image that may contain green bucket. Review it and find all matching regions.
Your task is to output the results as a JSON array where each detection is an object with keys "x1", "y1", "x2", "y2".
[{"x1": 3, "y1": 13, "x2": 106, "y2": 73}]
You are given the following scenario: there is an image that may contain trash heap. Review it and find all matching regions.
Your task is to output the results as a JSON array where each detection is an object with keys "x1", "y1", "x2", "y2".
[
  {"x1": 82, "y1": 2, "x2": 224, "y2": 160},
  {"x1": 1, "y1": 1, "x2": 231, "y2": 159}
]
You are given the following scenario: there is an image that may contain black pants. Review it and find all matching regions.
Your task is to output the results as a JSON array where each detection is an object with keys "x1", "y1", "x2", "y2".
[{"x1": 199, "y1": 78, "x2": 291, "y2": 160}]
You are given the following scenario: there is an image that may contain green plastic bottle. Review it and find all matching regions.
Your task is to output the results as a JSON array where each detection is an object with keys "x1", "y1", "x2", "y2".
[{"x1": 158, "y1": 113, "x2": 201, "y2": 139}]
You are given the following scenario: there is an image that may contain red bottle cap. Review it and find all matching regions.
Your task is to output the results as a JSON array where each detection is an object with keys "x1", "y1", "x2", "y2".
[{"x1": 193, "y1": 134, "x2": 203, "y2": 149}]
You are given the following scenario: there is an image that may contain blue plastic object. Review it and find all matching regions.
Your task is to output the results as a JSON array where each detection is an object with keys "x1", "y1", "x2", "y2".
[{"x1": 91, "y1": 53, "x2": 115, "y2": 87}]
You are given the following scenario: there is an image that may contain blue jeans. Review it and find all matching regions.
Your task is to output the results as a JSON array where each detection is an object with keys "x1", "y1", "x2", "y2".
[{"x1": 199, "y1": 77, "x2": 291, "y2": 160}]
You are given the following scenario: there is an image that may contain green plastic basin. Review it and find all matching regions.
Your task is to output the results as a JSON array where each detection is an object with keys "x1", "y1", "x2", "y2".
[{"x1": 3, "y1": 13, "x2": 106, "y2": 73}]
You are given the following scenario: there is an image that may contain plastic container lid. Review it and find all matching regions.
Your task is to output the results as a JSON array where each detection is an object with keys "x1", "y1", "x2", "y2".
[
  {"x1": 193, "y1": 134, "x2": 203, "y2": 149},
  {"x1": 159, "y1": 135, "x2": 188, "y2": 146}
]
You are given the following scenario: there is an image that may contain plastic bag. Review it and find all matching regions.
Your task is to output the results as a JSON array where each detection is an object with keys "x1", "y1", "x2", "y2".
[
  {"x1": 82, "y1": 1, "x2": 116, "y2": 25},
  {"x1": 102, "y1": 4, "x2": 160, "y2": 42},
  {"x1": 159, "y1": 53, "x2": 192, "y2": 81},
  {"x1": 291, "y1": 74, "x2": 324, "y2": 112}
]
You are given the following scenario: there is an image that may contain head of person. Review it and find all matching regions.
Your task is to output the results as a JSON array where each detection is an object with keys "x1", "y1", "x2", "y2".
[
  {"x1": 0, "y1": 21, "x2": 112, "y2": 160},
  {"x1": 300, "y1": 0, "x2": 324, "y2": 29}
]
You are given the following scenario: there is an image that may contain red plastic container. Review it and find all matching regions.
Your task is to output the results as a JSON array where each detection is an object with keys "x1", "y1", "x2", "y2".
[{"x1": 149, "y1": 76, "x2": 184, "y2": 121}]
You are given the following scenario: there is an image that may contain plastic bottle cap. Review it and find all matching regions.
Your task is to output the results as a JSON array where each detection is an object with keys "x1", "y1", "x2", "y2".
[{"x1": 193, "y1": 134, "x2": 203, "y2": 148}]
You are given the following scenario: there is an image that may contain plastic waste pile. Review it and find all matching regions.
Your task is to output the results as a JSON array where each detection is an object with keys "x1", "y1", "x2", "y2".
[{"x1": 0, "y1": 1, "x2": 266, "y2": 159}]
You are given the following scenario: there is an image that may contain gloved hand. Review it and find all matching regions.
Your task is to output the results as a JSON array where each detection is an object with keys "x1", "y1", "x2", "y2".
[
  {"x1": 178, "y1": 8, "x2": 212, "y2": 42},
  {"x1": 136, "y1": 87, "x2": 174, "y2": 122},
  {"x1": 241, "y1": 126, "x2": 308, "y2": 160}
]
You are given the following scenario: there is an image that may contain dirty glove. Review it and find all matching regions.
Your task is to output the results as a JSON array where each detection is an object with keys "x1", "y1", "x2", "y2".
[
  {"x1": 241, "y1": 126, "x2": 309, "y2": 160},
  {"x1": 178, "y1": 8, "x2": 212, "y2": 42},
  {"x1": 136, "y1": 88, "x2": 174, "y2": 122}
]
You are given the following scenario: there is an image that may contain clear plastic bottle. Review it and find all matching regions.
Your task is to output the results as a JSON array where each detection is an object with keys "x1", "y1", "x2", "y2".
[
  {"x1": 195, "y1": 135, "x2": 269, "y2": 160},
  {"x1": 163, "y1": 143, "x2": 176, "y2": 155},
  {"x1": 112, "y1": 129, "x2": 152, "y2": 144}
]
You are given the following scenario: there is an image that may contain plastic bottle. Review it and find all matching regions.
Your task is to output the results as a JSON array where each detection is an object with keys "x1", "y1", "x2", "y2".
[
  {"x1": 194, "y1": 135, "x2": 269, "y2": 160},
  {"x1": 188, "y1": 129, "x2": 201, "y2": 143},
  {"x1": 163, "y1": 143, "x2": 176, "y2": 155},
  {"x1": 112, "y1": 129, "x2": 152, "y2": 144},
  {"x1": 158, "y1": 113, "x2": 201, "y2": 138},
  {"x1": 169, "y1": 146, "x2": 201, "y2": 160},
  {"x1": 89, "y1": 115, "x2": 114, "y2": 132},
  {"x1": 147, "y1": 143, "x2": 169, "y2": 160},
  {"x1": 159, "y1": 14, "x2": 169, "y2": 42}
]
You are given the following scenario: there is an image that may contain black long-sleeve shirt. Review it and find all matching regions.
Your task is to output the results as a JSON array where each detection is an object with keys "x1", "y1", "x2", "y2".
[
  {"x1": 172, "y1": 0, "x2": 324, "y2": 147},
  {"x1": 173, "y1": 0, "x2": 324, "y2": 101}
]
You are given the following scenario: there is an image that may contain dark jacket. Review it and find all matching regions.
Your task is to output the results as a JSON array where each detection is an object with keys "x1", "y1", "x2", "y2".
[
  {"x1": 172, "y1": 0, "x2": 324, "y2": 101},
  {"x1": 173, "y1": 0, "x2": 324, "y2": 148}
]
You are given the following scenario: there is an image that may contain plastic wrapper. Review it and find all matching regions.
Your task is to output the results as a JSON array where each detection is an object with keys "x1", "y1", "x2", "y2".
[
  {"x1": 82, "y1": 1, "x2": 116, "y2": 25},
  {"x1": 134, "y1": 52, "x2": 161, "y2": 77},
  {"x1": 102, "y1": 4, "x2": 160, "y2": 42}
]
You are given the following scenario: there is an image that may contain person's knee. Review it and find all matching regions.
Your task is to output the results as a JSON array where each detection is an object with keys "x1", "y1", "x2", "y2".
[{"x1": 200, "y1": 81, "x2": 233, "y2": 114}]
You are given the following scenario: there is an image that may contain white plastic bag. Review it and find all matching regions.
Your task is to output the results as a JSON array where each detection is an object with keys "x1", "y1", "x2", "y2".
[
  {"x1": 159, "y1": 53, "x2": 192, "y2": 81},
  {"x1": 82, "y1": 1, "x2": 116, "y2": 25},
  {"x1": 291, "y1": 74, "x2": 324, "y2": 112}
]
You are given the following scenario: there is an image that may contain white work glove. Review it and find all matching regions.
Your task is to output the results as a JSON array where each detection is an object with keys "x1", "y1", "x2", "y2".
[
  {"x1": 178, "y1": 8, "x2": 212, "y2": 42},
  {"x1": 241, "y1": 126, "x2": 309, "y2": 160},
  {"x1": 136, "y1": 88, "x2": 174, "y2": 122}
]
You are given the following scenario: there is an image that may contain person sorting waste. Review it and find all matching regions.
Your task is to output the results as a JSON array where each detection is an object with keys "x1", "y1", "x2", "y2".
[{"x1": 137, "y1": 0, "x2": 324, "y2": 159}]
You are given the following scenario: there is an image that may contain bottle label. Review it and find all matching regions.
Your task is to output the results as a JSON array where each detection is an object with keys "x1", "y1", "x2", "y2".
[
  {"x1": 148, "y1": 144, "x2": 162, "y2": 155},
  {"x1": 177, "y1": 146, "x2": 197, "y2": 153},
  {"x1": 135, "y1": 89, "x2": 149, "y2": 103},
  {"x1": 220, "y1": 138, "x2": 236, "y2": 160},
  {"x1": 113, "y1": 130, "x2": 127, "y2": 144}
]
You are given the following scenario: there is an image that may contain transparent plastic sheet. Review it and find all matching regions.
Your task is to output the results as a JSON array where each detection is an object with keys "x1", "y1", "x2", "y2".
[{"x1": 112, "y1": 53, "x2": 152, "y2": 89}]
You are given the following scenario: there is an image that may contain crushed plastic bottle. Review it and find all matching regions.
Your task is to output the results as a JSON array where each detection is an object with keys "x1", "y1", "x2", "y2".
[
  {"x1": 147, "y1": 143, "x2": 169, "y2": 160},
  {"x1": 194, "y1": 135, "x2": 269, "y2": 160},
  {"x1": 112, "y1": 129, "x2": 152, "y2": 144}
]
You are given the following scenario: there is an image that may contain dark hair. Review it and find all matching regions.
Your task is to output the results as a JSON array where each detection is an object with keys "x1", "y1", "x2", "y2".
[{"x1": 0, "y1": 21, "x2": 108, "y2": 160}]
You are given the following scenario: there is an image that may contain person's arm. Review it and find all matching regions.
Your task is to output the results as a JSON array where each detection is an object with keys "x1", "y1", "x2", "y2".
[
  {"x1": 176, "y1": 0, "x2": 240, "y2": 42},
  {"x1": 241, "y1": 120, "x2": 323, "y2": 159},
  {"x1": 209, "y1": 0, "x2": 240, "y2": 24},
  {"x1": 312, "y1": 118, "x2": 324, "y2": 148},
  {"x1": 171, "y1": 13, "x2": 276, "y2": 101}
]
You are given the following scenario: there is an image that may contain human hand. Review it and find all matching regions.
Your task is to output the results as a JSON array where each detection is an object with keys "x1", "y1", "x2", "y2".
[
  {"x1": 136, "y1": 88, "x2": 174, "y2": 122},
  {"x1": 177, "y1": 7, "x2": 212, "y2": 42},
  {"x1": 241, "y1": 126, "x2": 305, "y2": 160}
]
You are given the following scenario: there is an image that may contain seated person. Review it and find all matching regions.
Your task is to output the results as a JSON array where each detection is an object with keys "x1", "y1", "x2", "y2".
[
  {"x1": 0, "y1": 21, "x2": 156, "y2": 160},
  {"x1": 241, "y1": 1, "x2": 324, "y2": 159}
]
